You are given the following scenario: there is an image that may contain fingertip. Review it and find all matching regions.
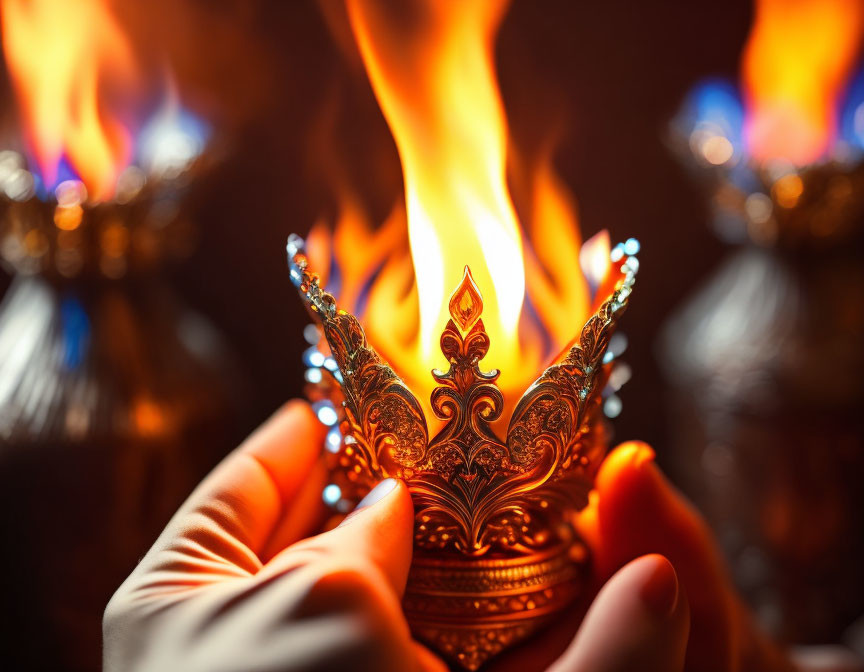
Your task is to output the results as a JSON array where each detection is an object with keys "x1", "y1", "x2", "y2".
[
  {"x1": 227, "y1": 399, "x2": 330, "y2": 532},
  {"x1": 243, "y1": 399, "x2": 326, "y2": 466},
  {"x1": 592, "y1": 444, "x2": 736, "y2": 671},
  {"x1": 338, "y1": 478, "x2": 412, "y2": 528},
  {"x1": 349, "y1": 478, "x2": 415, "y2": 541},
  {"x1": 391, "y1": 479, "x2": 416, "y2": 528},
  {"x1": 272, "y1": 399, "x2": 325, "y2": 439},
  {"x1": 595, "y1": 441, "x2": 714, "y2": 569},
  {"x1": 594, "y1": 443, "x2": 667, "y2": 555},
  {"x1": 262, "y1": 398, "x2": 315, "y2": 427},
  {"x1": 296, "y1": 478, "x2": 415, "y2": 595},
  {"x1": 551, "y1": 553, "x2": 690, "y2": 672},
  {"x1": 596, "y1": 441, "x2": 656, "y2": 493},
  {"x1": 638, "y1": 554, "x2": 679, "y2": 619},
  {"x1": 578, "y1": 444, "x2": 659, "y2": 575},
  {"x1": 595, "y1": 442, "x2": 676, "y2": 556},
  {"x1": 352, "y1": 478, "x2": 415, "y2": 591},
  {"x1": 352, "y1": 478, "x2": 400, "y2": 513}
]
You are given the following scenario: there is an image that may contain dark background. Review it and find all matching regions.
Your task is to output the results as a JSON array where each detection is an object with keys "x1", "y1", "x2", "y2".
[
  {"x1": 0, "y1": 0, "x2": 752, "y2": 507},
  {"x1": 171, "y1": 0, "x2": 751, "y2": 461},
  {"x1": 2, "y1": 1, "x2": 821, "y2": 669}
]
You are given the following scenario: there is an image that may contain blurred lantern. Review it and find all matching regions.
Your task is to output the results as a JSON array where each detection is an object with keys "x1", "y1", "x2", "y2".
[
  {"x1": 664, "y1": 0, "x2": 864, "y2": 645},
  {"x1": 0, "y1": 1, "x2": 242, "y2": 669}
]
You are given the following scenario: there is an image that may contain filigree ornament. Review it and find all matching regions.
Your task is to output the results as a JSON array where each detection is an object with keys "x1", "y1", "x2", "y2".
[{"x1": 287, "y1": 233, "x2": 638, "y2": 669}]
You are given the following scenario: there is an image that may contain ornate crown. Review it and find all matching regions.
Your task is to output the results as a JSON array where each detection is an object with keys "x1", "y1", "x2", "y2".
[{"x1": 287, "y1": 234, "x2": 638, "y2": 670}]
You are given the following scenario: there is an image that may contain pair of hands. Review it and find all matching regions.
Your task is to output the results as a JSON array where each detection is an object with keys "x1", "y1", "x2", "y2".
[{"x1": 104, "y1": 401, "x2": 798, "y2": 672}]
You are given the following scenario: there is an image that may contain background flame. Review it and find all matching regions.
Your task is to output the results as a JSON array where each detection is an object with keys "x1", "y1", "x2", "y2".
[
  {"x1": 1, "y1": 0, "x2": 140, "y2": 200},
  {"x1": 742, "y1": 0, "x2": 864, "y2": 165},
  {"x1": 311, "y1": 0, "x2": 594, "y2": 426}
]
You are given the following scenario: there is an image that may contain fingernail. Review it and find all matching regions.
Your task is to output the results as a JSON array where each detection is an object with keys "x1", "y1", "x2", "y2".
[
  {"x1": 338, "y1": 478, "x2": 398, "y2": 527},
  {"x1": 356, "y1": 478, "x2": 398, "y2": 509},
  {"x1": 628, "y1": 442, "x2": 656, "y2": 469},
  {"x1": 639, "y1": 555, "x2": 679, "y2": 619}
]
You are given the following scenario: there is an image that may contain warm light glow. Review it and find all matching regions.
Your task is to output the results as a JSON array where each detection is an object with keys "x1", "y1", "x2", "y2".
[
  {"x1": 772, "y1": 173, "x2": 804, "y2": 208},
  {"x1": 1, "y1": 0, "x2": 139, "y2": 200},
  {"x1": 579, "y1": 230, "x2": 611, "y2": 295},
  {"x1": 314, "y1": 0, "x2": 595, "y2": 426},
  {"x1": 742, "y1": 0, "x2": 864, "y2": 165},
  {"x1": 346, "y1": 0, "x2": 525, "y2": 363},
  {"x1": 701, "y1": 135, "x2": 734, "y2": 165}
]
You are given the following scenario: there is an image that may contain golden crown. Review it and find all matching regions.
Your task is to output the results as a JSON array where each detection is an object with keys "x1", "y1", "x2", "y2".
[{"x1": 288, "y1": 234, "x2": 638, "y2": 670}]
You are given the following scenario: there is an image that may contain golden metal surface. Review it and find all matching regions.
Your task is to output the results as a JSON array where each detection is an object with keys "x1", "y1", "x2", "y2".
[{"x1": 288, "y1": 235, "x2": 636, "y2": 668}]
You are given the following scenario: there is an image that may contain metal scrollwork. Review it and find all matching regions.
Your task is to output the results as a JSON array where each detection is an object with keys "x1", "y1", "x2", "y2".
[
  {"x1": 288, "y1": 233, "x2": 638, "y2": 669},
  {"x1": 288, "y1": 234, "x2": 637, "y2": 556}
]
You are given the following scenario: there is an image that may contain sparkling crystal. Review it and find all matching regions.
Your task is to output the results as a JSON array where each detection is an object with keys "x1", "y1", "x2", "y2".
[
  {"x1": 326, "y1": 427, "x2": 343, "y2": 453},
  {"x1": 313, "y1": 400, "x2": 339, "y2": 426},
  {"x1": 303, "y1": 324, "x2": 320, "y2": 344},
  {"x1": 303, "y1": 346, "x2": 326, "y2": 368},
  {"x1": 322, "y1": 484, "x2": 342, "y2": 506},
  {"x1": 604, "y1": 394, "x2": 623, "y2": 418}
]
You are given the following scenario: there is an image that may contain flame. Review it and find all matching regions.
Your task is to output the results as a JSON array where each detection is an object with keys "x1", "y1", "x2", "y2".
[
  {"x1": 1, "y1": 0, "x2": 140, "y2": 200},
  {"x1": 346, "y1": 0, "x2": 525, "y2": 362},
  {"x1": 315, "y1": 0, "x2": 594, "y2": 426},
  {"x1": 742, "y1": 0, "x2": 864, "y2": 165}
]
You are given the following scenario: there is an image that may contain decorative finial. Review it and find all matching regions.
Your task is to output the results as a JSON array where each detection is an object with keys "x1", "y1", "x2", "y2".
[{"x1": 448, "y1": 265, "x2": 483, "y2": 332}]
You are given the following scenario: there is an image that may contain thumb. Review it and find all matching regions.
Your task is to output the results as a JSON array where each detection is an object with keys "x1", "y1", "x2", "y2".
[
  {"x1": 581, "y1": 442, "x2": 797, "y2": 672},
  {"x1": 549, "y1": 554, "x2": 690, "y2": 672},
  {"x1": 247, "y1": 479, "x2": 424, "y2": 671},
  {"x1": 263, "y1": 478, "x2": 415, "y2": 595},
  {"x1": 586, "y1": 442, "x2": 738, "y2": 670}
]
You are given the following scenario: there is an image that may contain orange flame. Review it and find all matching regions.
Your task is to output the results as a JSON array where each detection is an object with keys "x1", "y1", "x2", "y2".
[
  {"x1": 742, "y1": 0, "x2": 864, "y2": 165},
  {"x1": 1, "y1": 0, "x2": 140, "y2": 200},
  {"x1": 347, "y1": 0, "x2": 525, "y2": 362},
  {"x1": 314, "y1": 0, "x2": 595, "y2": 426}
]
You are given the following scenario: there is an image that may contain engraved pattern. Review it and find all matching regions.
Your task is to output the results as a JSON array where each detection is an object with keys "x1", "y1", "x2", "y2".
[
  {"x1": 289, "y1": 234, "x2": 635, "y2": 557},
  {"x1": 288, "y1": 236, "x2": 429, "y2": 486},
  {"x1": 413, "y1": 622, "x2": 533, "y2": 672},
  {"x1": 287, "y1": 233, "x2": 638, "y2": 669},
  {"x1": 404, "y1": 543, "x2": 584, "y2": 671}
]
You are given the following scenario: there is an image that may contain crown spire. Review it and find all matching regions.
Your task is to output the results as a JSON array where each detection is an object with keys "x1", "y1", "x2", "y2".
[{"x1": 448, "y1": 265, "x2": 483, "y2": 332}]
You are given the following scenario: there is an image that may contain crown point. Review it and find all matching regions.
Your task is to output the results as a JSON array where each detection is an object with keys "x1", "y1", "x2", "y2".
[{"x1": 449, "y1": 266, "x2": 483, "y2": 331}]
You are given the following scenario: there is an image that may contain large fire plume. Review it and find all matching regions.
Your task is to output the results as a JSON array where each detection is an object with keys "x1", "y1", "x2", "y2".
[
  {"x1": 1, "y1": 0, "x2": 142, "y2": 201},
  {"x1": 310, "y1": 0, "x2": 599, "y2": 427},
  {"x1": 742, "y1": 0, "x2": 864, "y2": 165}
]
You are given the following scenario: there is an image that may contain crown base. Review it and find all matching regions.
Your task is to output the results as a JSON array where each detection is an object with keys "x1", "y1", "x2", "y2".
[{"x1": 403, "y1": 542, "x2": 587, "y2": 670}]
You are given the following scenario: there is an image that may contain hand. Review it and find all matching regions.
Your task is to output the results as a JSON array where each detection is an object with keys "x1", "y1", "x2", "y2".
[
  {"x1": 104, "y1": 402, "x2": 689, "y2": 672},
  {"x1": 573, "y1": 442, "x2": 792, "y2": 672},
  {"x1": 570, "y1": 443, "x2": 860, "y2": 672},
  {"x1": 486, "y1": 441, "x2": 834, "y2": 672},
  {"x1": 103, "y1": 401, "x2": 444, "y2": 672},
  {"x1": 104, "y1": 402, "x2": 849, "y2": 672}
]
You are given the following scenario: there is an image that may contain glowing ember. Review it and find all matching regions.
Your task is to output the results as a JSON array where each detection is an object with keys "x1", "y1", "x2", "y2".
[
  {"x1": 312, "y1": 0, "x2": 596, "y2": 427},
  {"x1": 742, "y1": 0, "x2": 864, "y2": 165}
]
